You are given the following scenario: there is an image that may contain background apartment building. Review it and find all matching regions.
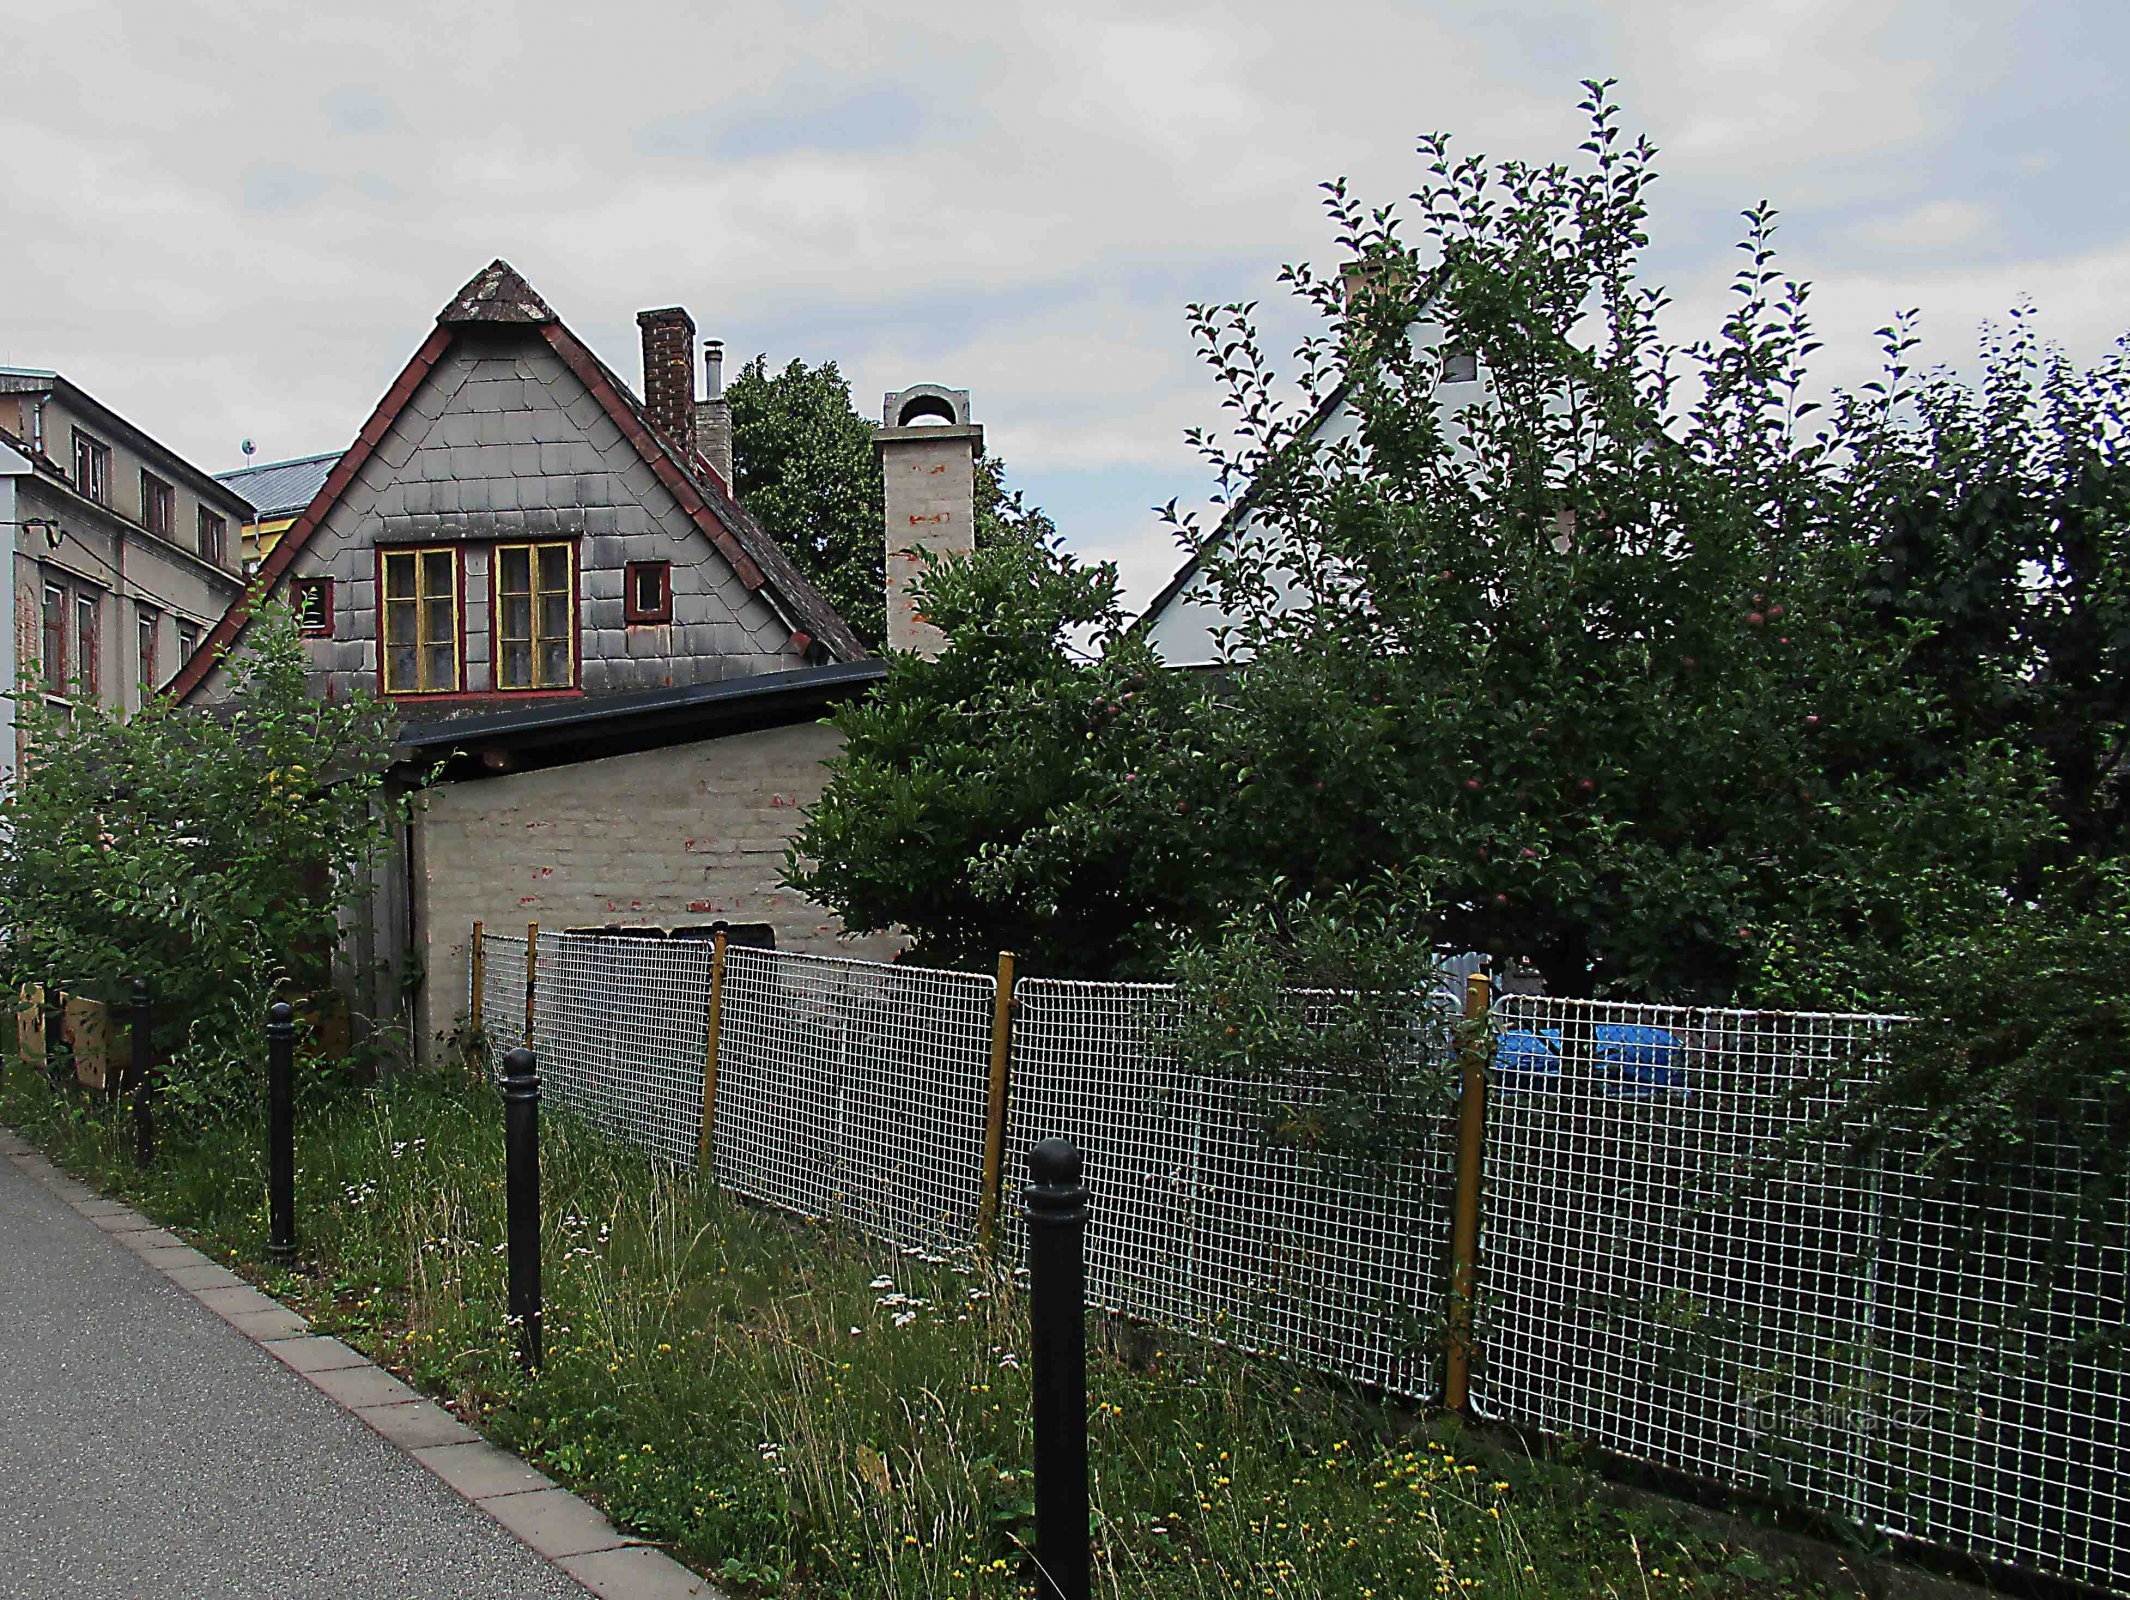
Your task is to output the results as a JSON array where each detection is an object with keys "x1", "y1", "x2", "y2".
[{"x1": 0, "y1": 368, "x2": 249, "y2": 779}]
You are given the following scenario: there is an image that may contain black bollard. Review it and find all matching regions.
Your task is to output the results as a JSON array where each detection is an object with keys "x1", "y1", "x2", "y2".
[
  {"x1": 267, "y1": 1002, "x2": 297, "y2": 1266},
  {"x1": 1024, "y1": 1137, "x2": 1091, "y2": 1600},
  {"x1": 501, "y1": 1045, "x2": 543, "y2": 1373},
  {"x1": 130, "y1": 979, "x2": 154, "y2": 1169}
]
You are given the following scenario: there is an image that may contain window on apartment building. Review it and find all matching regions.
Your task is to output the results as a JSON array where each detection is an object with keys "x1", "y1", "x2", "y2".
[
  {"x1": 138, "y1": 607, "x2": 160, "y2": 694},
  {"x1": 74, "y1": 591, "x2": 100, "y2": 701},
  {"x1": 382, "y1": 547, "x2": 460, "y2": 694},
  {"x1": 141, "y1": 472, "x2": 174, "y2": 536},
  {"x1": 198, "y1": 507, "x2": 227, "y2": 567},
  {"x1": 42, "y1": 581, "x2": 66, "y2": 695},
  {"x1": 495, "y1": 541, "x2": 575, "y2": 690},
  {"x1": 293, "y1": 577, "x2": 334, "y2": 638},
  {"x1": 1441, "y1": 347, "x2": 1479, "y2": 384},
  {"x1": 73, "y1": 430, "x2": 111, "y2": 504},
  {"x1": 176, "y1": 621, "x2": 200, "y2": 671},
  {"x1": 623, "y1": 560, "x2": 672, "y2": 625}
]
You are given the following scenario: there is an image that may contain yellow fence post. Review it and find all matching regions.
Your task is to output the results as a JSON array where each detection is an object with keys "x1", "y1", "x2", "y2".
[
  {"x1": 523, "y1": 921, "x2": 539, "y2": 1046},
  {"x1": 976, "y1": 951, "x2": 1018, "y2": 1247},
  {"x1": 1443, "y1": 969, "x2": 1493, "y2": 1415},
  {"x1": 698, "y1": 923, "x2": 730, "y2": 1178}
]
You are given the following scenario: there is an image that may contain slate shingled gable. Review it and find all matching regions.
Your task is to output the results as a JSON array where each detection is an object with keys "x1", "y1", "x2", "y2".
[{"x1": 171, "y1": 260, "x2": 865, "y2": 704}]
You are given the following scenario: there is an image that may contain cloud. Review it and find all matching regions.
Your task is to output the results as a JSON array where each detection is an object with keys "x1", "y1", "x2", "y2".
[
  {"x1": 324, "y1": 86, "x2": 402, "y2": 135},
  {"x1": 241, "y1": 164, "x2": 332, "y2": 213},
  {"x1": 0, "y1": 0, "x2": 2117, "y2": 618},
  {"x1": 1848, "y1": 198, "x2": 1994, "y2": 253},
  {"x1": 637, "y1": 83, "x2": 941, "y2": 160}
]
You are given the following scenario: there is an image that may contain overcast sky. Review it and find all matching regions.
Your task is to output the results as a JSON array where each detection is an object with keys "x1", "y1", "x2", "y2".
[{"x1": 4, "y1": 0, "x2": 2124, "y2": 610}]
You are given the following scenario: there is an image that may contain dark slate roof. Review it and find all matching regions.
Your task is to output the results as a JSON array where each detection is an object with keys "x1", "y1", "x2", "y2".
[
  {"x1": 396, "y1": 660, "x2": 885, "y2": 777},
  {"x1": 215, "y1": 451, "x2": 340, "y2": 519},
  {"x1": 0, "y1": 367, "x2": 255, "y2": 518}
]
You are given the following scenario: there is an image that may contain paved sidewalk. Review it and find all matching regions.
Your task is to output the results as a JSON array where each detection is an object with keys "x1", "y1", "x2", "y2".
[{"x1": 0, "y1": 1129, "x2": 715, "y2": 1599}]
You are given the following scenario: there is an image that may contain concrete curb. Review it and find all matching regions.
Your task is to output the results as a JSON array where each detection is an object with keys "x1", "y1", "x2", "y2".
[{"x1": 0, "y1": 1126, "x2": 721, "y2": 1600}]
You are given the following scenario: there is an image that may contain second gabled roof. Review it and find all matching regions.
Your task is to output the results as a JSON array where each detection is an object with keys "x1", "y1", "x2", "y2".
[{"x1": 171, "y1": 259, "x2": 866, "y2": 701}]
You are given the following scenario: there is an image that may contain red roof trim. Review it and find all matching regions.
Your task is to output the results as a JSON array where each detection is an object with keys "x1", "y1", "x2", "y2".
[
  {"x1": 170, "y1": 325, "x2": 453, "y2": 701},
  {"x1": 536, "y1": 322, "x2": 769, "y2": 592}
]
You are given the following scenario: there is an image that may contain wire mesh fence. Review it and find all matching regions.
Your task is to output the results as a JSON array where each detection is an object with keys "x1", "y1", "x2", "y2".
[
  {"x1": 713, "y1": 946, "x2": 995, "y2": 1255},
  {"x1": 1001, "y1": 977, "x2": 1457, "y2": 1400},
  {"x1": 1481, "y1": 995, "x2": 2129, "y2": 1594},
  {"x1": 465, "y1": 928, "x2": 2126, "y2": 1595}
]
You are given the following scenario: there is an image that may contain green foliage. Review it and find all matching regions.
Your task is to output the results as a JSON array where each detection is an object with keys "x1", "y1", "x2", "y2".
[
  {"x1": 798, "y1": 85, "x2": 2117, "y2": 1013},
  {"x1": 788, "y1": 537, "x2": 1205, "y2": 974},
  {"x1": 1166, "y1": 884, "x2": 1458, "y2": 1158},
  {"x1": 0, "y1": 607, "x2": 404, "y2": 1119},
  {"x1": 727, "y1": 355, "x2": 1055, "y2": 652},
  {"x1": 0, "y1": 1071, "x2": 1868, "y2": 1600},
  {"x1": 728, "y1": 355, "x2": 888, "y2": 650}
]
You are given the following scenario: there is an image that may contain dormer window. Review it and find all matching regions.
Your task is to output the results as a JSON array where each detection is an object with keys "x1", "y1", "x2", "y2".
[
  {"x1": 141, "y1": 472, "x2": 174, "y2": 536},
  {"x1": 1441, "y1": 348, "x2": 1479, "y2": 385},
  {"x1": 73, "y1": 430, "x2": 111, "y2": 504}
]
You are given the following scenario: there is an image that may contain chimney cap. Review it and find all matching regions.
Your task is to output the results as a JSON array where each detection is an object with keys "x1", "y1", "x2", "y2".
[
  {"x1": 636, "y1": 305, "x2": 696, "y2": 334},
  {"x1": 882, "y1": 383, "x2": 970, "y2": 428}
]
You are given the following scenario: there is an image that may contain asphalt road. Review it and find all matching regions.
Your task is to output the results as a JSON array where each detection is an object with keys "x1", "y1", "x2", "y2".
[{"x1": 0, "y1": 1152, "x2": 588, "y2": 1600}]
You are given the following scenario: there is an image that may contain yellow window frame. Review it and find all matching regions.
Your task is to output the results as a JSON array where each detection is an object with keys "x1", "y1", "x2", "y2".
[{"x1": 493, "y1": 540, "x2": 577, "y2": 690}]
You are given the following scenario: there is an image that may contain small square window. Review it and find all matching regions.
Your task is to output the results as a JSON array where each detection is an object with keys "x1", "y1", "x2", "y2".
[
  {"x1": 624, "y1": 560, "x2": 672, "y2": 625},
  {"x1": 1441, "y1": 348, "x2": 1479, "y2": 384},
  {"x1": 293, "y1": 577, "x2": 334, "y2": 638}
]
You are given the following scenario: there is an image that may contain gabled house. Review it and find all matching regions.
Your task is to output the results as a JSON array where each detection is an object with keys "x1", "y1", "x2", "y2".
[
  {"x1": 175, "y1": 259, "x2": 862, "y2": 712},
  {"x1": 1138, "y1": 271, "x2": 1489, "y2": 668},
  {"x1": 171, "y1": 260, "x2": 991, "y2": 1061},
  {"x1": 0, "y1": 368, "x2": 249, "y2": 779}
]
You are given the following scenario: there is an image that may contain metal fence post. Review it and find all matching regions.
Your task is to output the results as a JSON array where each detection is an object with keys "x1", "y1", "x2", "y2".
[
  {"x1": 976, "y1": 951, "x2": 1018, "y2": 1246},
  {"x1": 502, "y1": 1044, "x2": 542, "y2": 1373},
  {"x1": 1443, "y1": 970, "x2": 1493, "y2": 1414},
  {"x1": 1024, "y1": 1136, "x2": 1091, "y2": 1600},
  {"x1": 267, "y1": 1002, "x2": 297, "y2": 1266},
  {"x1": 130, "y1": 978, "x2": 154, "y2": 1169},
  {"x1": 469, "y1": 919, "x2": 486, "y2": 1076},
  {"x1": 698, "y1": 922, "x2": 729, "y2": 1178},
  {"x1": 522, "y1": 921, "x2": 539, "y2": 1047},
  {"x1": 44, "y1": 978, "x2": 66, "y2": 1088}
]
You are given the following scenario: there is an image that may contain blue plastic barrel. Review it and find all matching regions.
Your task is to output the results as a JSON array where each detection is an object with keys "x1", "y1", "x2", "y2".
[{"x1": 1591, "y1": 1022, "x2": 1685, "y2": 1094}]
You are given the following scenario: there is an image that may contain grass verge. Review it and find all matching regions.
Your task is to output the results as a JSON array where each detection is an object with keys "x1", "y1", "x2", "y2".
[{"x1": 0, "y1": 1062, "x2": 1864, "y2": 1600}]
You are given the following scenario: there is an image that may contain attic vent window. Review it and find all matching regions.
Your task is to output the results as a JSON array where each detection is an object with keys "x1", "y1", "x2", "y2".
[
  {"x1": 1441, "y1": 348, "x2": 1479, "y2": 384},
  {"x1": 624, "y1": 560, "x2": 672, "y2": 625},
  {"x1": 294, "y1": 577, "x2": 334, "y2": 638}
]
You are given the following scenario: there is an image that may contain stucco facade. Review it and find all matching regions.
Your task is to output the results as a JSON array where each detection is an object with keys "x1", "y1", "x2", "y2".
[
  {"x1": 0, "y1": 370, "x2": 248, "y2": 780},
  {"x1": 411, "y1": 718, "x2": 901, "y2": 1058}
]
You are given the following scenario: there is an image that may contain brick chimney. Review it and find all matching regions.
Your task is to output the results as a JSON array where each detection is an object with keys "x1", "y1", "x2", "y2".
[
  {"x1": 694, "y1": 339, "x2": 733, "y2": 486},
  {"x1": 636, "y1": 306, "x2": 697, "y2": 458},
  {"x1": 875, "y1": 384, "x2": 983, "y2": 658}
]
